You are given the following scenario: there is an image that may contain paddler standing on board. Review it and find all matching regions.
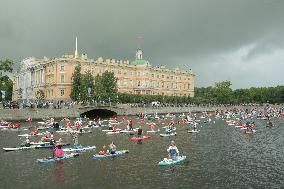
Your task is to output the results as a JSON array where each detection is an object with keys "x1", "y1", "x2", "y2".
[
  {"x1": 137, "y1": 126, "x2": 143, "y2": 138},
  {"x1": 26, "y1": 117, "x2": 32, "y2": 127},
  {"x1": 128, "y1": 119, "x2": 133, "y2": 131},
  {"x1": 167, "y1": 141, "x2": 179, "y2": 160},
  {"x1": 193, "y1": 122, "x2": 197, "y2": 131}
]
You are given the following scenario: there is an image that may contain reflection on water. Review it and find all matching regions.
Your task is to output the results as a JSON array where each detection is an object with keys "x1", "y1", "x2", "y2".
[
  {"x1": 0, "y1": 115, "x2": 283, "y2": 189},
  {"x1": 55, "y1": 161, "x2": 65, "y2": 186}
]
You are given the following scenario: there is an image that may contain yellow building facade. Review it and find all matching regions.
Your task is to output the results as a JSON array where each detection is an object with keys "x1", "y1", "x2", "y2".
[{"x1": 13, "y1": 46, "x2": 195, "y2": 101}]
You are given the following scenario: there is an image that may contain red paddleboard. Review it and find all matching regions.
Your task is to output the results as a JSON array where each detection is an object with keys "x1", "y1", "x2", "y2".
[{"x1": 129, "y1": 136, "x2": 151, "y2": 141}]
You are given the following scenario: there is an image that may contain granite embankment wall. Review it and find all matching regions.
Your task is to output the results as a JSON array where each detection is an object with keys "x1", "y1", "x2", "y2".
[
  {"x1": 0, "y1": 105, "x2": 225, "y2": 121},
  {"x1": 0, "y1": 108, "x2": 80, "y2": 121},
  {"x1": 1, "y1": 104, "x2": 280, "y2": 121}
]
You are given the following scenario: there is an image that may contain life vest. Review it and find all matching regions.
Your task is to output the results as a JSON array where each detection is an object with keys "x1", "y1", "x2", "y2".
[
  {"x1": 170, "y1": 148, "x2": 177, "y2": 156},
  {"x1": 55, "y1": 149, "x2": 64, "y2": 157}
]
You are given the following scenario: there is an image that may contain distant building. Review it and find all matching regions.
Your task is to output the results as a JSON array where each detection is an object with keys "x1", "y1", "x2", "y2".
[{"x1": 12, "y1": 38, "x2": 195, "y2": 101}]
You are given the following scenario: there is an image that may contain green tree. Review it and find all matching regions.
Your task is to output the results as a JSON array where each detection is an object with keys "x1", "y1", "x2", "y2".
[
  {"x1": 94, "y1": 71, "x2": 118, "y2": 100},
  {"x1": 0, "y1": 59, "x2": 13, "y2": 101},
  {"x1": 35, "y1": 90, "x2": 45, "y2": 100},
  {"x1": 0, "y1": 59, "x2": 13, "y2": 73},
  {"x1": 70, "y1": 63, "x2": 81, "y2": 100},
  {"x1": 212, "y1": 80, "x2": 233, "y2": 104},
  {"x1": 80, "y1": 71, "x2": 95, "y2": 101},
  {"x1": 101, "y1": 71, "x2": 118, "y2": 94},
  {"x1": 94, "y1": 74, "x2": 104, "y2": 97}
]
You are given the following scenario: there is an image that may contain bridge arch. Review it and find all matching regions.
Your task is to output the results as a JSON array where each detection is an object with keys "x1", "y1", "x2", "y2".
[{"x1": 80, "y1": 108, "x2": 117, "y2": 119}]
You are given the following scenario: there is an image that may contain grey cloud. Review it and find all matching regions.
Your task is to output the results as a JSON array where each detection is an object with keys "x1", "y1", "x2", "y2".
[{"x1": 0, "y1": 0, "x2": 284, "y2": 88}]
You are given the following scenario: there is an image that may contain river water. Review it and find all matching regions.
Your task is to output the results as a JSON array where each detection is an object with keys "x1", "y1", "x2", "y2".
[{"x1": 0, "y1": 115, "x2": 283, "y2": 189}]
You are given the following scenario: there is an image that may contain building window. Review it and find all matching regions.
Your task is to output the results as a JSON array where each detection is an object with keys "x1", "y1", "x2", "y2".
[
  {"x1": 60, "y1": 89, "x2": 65, "y2": 96},
  {"x1": 51, "y1": 89, "x2": 53, "y2": 96},
  {"x1": 61, "y1": 74, "x2": 65, "y2": 83},
  {"x1": 152, "y1": 74, "x2": 154, "y2": 77},
  {"x1": 60, "y1": 65, "x2": 64, "y2": 71}
]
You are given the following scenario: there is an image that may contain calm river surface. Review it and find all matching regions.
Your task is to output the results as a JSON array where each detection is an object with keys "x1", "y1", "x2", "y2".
[{"x1": 0, "y1": 115, "x2": 283, "y2": 189}]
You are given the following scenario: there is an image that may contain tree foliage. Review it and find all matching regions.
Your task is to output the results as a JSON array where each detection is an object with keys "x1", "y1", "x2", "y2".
[
  {"x1": 80, "y1": 71, "x2": 95, "y2": 101},
  {"x1": 0, "y1": 59, "x2": 13, "y2": 73},
  {"x1": 0, "y1": 59, "x2": 13, "y2": 101},
  {"x1": 93, "y1": 71, "x2": 118, "y2": 100},
  {"x1": 36, "y1": 90, "x2": 45, "y2": 100},
  {"x1": 194, "y1": 81, "x2": 284, "y2": 105},
  {"x1": 70, "y1": 63, "x2": 82, "y2": 100}
]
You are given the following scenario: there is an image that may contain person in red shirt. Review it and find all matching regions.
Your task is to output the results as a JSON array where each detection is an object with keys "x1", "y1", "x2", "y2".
[
  {"x1": 128, "y1": 119, "x2": 133, "y2": 131},
  {"x1": 74, "y1": 122, "x2": 81, "y2": 130}
]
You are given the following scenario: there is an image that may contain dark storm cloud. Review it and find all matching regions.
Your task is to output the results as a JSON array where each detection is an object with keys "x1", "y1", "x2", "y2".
[{"x1": 0, "y1": 0, "x2": 283, "y2": 88}]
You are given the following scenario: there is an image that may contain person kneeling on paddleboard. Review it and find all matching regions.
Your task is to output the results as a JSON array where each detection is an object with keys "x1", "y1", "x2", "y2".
[
  {"x1": 167, "y1": 141, "x2": 179, "y2": 160},
  {"x1": 55, "y1": 138, "x2": 64, "y2": 158},
  {"x1": 24, "y1": 137, "x2": 31, "y2": 147},
  {"x1": 108, "y1": 141, "x2": 117, "y2": 154}
]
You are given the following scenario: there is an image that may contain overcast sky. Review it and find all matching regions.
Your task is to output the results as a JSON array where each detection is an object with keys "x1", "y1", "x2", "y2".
[{"x1": 0, "y1": 0, "x2": 283, "y2": 88}]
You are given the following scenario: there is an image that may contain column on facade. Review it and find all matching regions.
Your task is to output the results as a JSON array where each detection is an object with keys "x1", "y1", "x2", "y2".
[{"x1": 42, "y1": 69, "x2": 45, "y2": 84}]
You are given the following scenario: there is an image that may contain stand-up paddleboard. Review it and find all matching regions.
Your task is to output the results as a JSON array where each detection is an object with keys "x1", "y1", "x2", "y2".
[
  {"x1": 106, "y1": 131, "x2": 121, "y2": 135},
  {"x1": 129, "y1": 136, "x2": 151, "y2": 141},
  {"x1": 187, "y1": 130, "x2": 200, "y2": 133},
  {"x1": 3, "y1": 143, "x2": 70, "y2": 151},
  {"x1": 146, "y1": 130, "x2": 160, "y2": 133},
  {"x1": 244, "y1": 129, "x2": 256, "y2": 134},
  {"x1": 102, "y1": 128, "x2": 121, "y2": 132},
  {"x1": 35, "y1": 143, "x2": 70, "y2": 149},
  {"x1": 93, "y1": 150, "x2": 129, "y2": 159},
  {"x1": 37, "y1": 153, "x2": 79, "y2": 164},
  {"x1": 160, "y1": 132, "x2": 177, "y2": 137},
  {"x1": 18, "y1": 133, "x2": 43, "y2": 137},
  {"x1": 3, "y1": 146, "x2": 36, "y2": 151},
  {"x1": 1, "y1": 128, "x2": 22, "y2": 131},
  {"x1": 158, "y1": 156, "x2": 187, "y2": 166},
  {"x1": 63, "y1": 146, "x2": 96, "y2": 152},
  {"x1": 120, "y1": 130, "x2": 135, "y2": 134}
]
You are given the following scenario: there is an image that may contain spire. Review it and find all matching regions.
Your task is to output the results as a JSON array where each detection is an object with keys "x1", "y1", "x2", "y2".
[
  {"x1": 135, "y1": 49, "x2": 143, "y2": 60},
  {"x1": 75, "y1": 37, "x2": 78, "y2": 58}
]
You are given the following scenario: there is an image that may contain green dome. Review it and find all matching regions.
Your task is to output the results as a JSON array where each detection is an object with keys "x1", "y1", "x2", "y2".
[{"x1": 130, "y1": 59, "x2": 150, "y2": 66}]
